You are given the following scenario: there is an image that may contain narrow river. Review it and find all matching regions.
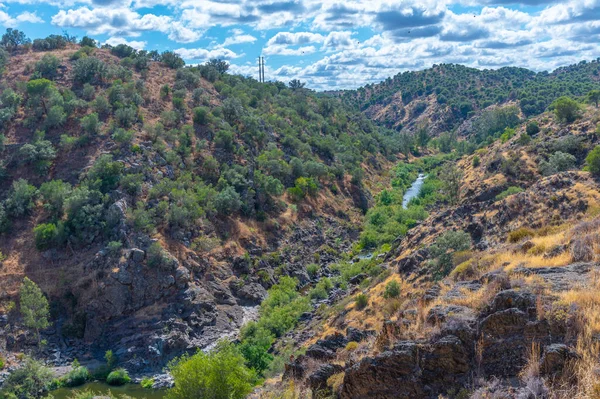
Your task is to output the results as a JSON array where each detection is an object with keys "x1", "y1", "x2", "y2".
[{"x1": 402, "y1": 173, "x2": 426, "y2": 208}]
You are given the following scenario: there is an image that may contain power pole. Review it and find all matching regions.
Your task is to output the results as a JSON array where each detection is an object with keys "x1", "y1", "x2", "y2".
[
  {"x1": 258, "y1": 56, "x2": 262, "y2": 82},
  {"x1": 261, "y1": 56, "x2": 265, "y2": 82}
]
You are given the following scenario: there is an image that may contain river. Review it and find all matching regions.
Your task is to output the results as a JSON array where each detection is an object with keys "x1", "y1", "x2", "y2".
[{"x1": 402, "y1": 173, "x2": 426, "y2": 208}]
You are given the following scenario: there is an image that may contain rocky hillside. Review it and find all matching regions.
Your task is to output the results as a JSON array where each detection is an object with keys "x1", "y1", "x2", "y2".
[
  {"x1": 255, "y1": 103, "x2": 600, "y2": 398},
  {"x1": 0, "y1": 37, "x2": 400, "y2": 373},
  {"x1": 340, "y1": 62, "x2": 600, "y2": 136}
]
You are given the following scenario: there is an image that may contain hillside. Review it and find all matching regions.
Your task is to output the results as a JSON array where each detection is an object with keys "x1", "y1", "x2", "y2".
[
  {"x1": 0, "y1": 36, "x2": 401, "y2": 375},
  {"x1": 340, "y1": 62, "x2": 600, "y2": 137},
  {"x1": 3, "y1": 31, "x2": 600, "y2": 399},
  {"x1": 254, "y1": 102, "x2": 600, "y2": 398}
]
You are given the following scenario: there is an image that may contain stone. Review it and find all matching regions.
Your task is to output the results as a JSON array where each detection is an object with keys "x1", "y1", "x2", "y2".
[
  {"x1": 308, "y1": 364, "x2": 344, "y2": 393},
  {"x1": 130, "y1": 248, "x2": 145, "y2": 262}
]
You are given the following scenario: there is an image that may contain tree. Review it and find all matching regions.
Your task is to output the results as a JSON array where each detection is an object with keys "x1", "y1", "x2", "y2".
[
  {"x1": 166, "y1": 341, "x2": 255, "y2": 399},
  {"x1": 589, "y1": 90, "x2": 600, "y2": 108},
  {"x1": 0, "y1": 358, "x2": 54, "y2": 399},
  {"x1": 79, "y1": 36, "x2": 96, "y2": 48},
  {"x1": 206, "y1": 58, "x2": 229, "y2": 74},
  {"x1": 20, "y1": 277, "x2": 50, "y2": 343},
  {"x1": 416, "y1": 123, "x2": 430, "y2": 150},
  {"x1": 161, "y1": 51, "x2": 185, "y2": 69},
  {"x1": 552, "y1": 96, "x2": 580, "y2": 123},
  {"x1": 289, "y1": 79, "x2": 305, "y2": 90},
  {"x1": 0, "y1": 28, "x2": 31, "y2": 52},
  {"x1": 586, "y1": 145, "x2": 600, "y2": 176},
  {"x1": 439, "y1": 163, "x2": 462, "y2": 204}
]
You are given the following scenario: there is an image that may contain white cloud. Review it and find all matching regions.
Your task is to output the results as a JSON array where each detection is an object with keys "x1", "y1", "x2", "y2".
[
  {"x1": 104, "y1": 36, "x2": 146, "y2": 49},
  {"x1": 223, "y1": 34, "x2": 256, "y2": 46},
  {"x1": 0, "y1": 10, "x2": 43, "y2": 27},
  {"x1": 175, "y1": 47, "x2": 241, "y2": 61}
]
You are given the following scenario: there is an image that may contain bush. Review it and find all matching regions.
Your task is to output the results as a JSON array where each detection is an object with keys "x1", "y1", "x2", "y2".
[
  {"x1": 472, "y1": 155, "x2": 480, "y2": 168},
  {"x1": 192, "y1": 107, "x2": 208, "y2": 125},
  {"x1": 167, "y1": 341, "x2": 255, "y2": 399},
  {"x1": 429, "y1": 230, "x2": 472, "y2": 279},
  {"x1": 0, "y1": 358, "x2": 53, "y2": 398},
  {"x1": 33, "y1": 223, "x2": 59, "y2": 250},
  {"x1": 539, "y1": 151, "x2": 576, "y2": 176},
  {"x1": 115, "y1": 107, "x2": 137, "y2": 128},
  {"x1": 106, "y1": 368, "x2": 130, "y2": 386},
  {"x1": 552, "y1": 96, "x2": 581, "y2": 123},
  {"x1": 215, "y1": 186, "x2": 242, "y2": 215},
  {"x1": 309, "y1": 278, "x2": 333, "y2": 300},
  {"x1": 495, "y1": 186, "x2": 524, "y2": 201},
  {"x1": 160, "y1": 51, "x2": 184, "y2": 69},
  {"x1": 355, "y1": 294, "x2": 369, "y2": 310},
  {"x1": 508, "y1": 227, "x2": 535, "y2": 243},
  {"x1": 35, "y1": 54, "x2": 60, "y2": 80},
  {"x1": 81, "y1": 113, "x2": 100, "y2": 135},
  {"x1": 5, "y1": 178, "x2": 37, "y2": 217},
  {"x1": 586, "y1": 145, "x2": 600, "y2": 176},
  {"x1": 0, "y1": 355, "x2": 4, "y2": 369},
  {"x1": 110, "y1": 44, "x2": 136, "y2": 58},
  {"x1": 73, "y1": 57, "x2": 108, "y2": 85},
  {"x1": 526, "y1": 121, "x2": 540, "y2": 135},
  {"x1": 383, "y1": 280, "x2": 401, "y2": 299},
  {"x1": 141, "y1": 377, "x2": 154, "y2": 389},
  {"x1": 60, "y1": 365, "x2": 90, "y2": 387},
  {"x1": 306, "y1": 263, "x2": 319, "y2": 278},
  {"x1": 79, "y1": 36, "x2": 96, "y2": 48}
]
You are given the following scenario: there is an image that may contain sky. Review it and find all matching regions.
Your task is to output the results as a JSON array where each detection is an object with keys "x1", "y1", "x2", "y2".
[{"x1": 0, "y1": 0, "x2": 599, "y2": 91}]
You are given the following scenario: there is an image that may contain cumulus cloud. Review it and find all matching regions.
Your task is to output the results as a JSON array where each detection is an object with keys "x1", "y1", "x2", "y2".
[
  {"x1": 223, "y1": 33, "x2": 257, "y2": 46},
  {"x1": 0, "y1": 10, "x2": 43, "y2": 27},
  {"x1": 104, "y1": 36, "x2": 146, "y2": 49},
  {"x1": 175, "y1": 47, "x2": 241, "y2": 61}
]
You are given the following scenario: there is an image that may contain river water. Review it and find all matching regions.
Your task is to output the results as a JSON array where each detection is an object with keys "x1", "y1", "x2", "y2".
[{"x1": 402, "y1": 174, "x2": 426, "y2": 208}]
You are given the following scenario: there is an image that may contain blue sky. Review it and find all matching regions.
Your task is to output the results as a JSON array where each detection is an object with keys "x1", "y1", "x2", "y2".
[{"x1": 1, "y1": 0, "x2": 599, "y2": 90}]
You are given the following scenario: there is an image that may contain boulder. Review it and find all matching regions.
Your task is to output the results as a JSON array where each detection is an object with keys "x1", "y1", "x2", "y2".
[
  {"x1": 346, "y1": 327, "x2": 375, "y2": 343},
  {"x1": 541, "y1": 344, "x2": 579, "y2": 377},
  {"x1": 490, "y1": 289, "x2": 535, "y2": 314},
  {"x1": 308, "y1": 364, "x2": 344, "y2": 393}
]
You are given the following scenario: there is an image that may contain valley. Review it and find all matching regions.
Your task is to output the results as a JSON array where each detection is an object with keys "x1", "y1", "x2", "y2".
[{"x1": 1, "y1": 30, "x2": 600, "y2": 399}]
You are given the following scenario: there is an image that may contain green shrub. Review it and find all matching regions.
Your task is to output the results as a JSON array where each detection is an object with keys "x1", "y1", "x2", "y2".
[
  {"x1": 81, "y1": 113, "x2": 100, "y2": 135},
  {"x1": 495, "y1": 186, "x2": 524, "y2": 201},
  {"x1": 160, "y1": 51, "x2": 185, "y2": 69},
  {"x1": 60, "y1": 365, "x2": 90, "y2": 387},
  {"x1": 5, "y1": 178, "x2": 37, "y2": 217},
  {"x1": 552, "y1": 96, "x2": 581, "y2": 123},
  {"x1": 306, "y1": 263, "x2": 319, "y2": 278},
  {"x1": 73, "y1": 57, "x2": 108, "y2": 85},
  {"x1": 508, "y1": 227, "x2": 535, "y2": 243},
  {"x1": 586, "y1": 145, "x2": 600, "y2": 176},
  {"x1": 192, "y1": 107, "x2": 208, "y2": 125},
  {"x1": 0, "y1": 358, "x2": 53, "y2": 398},
  {"x1": 141, "y1": 377, "x2": 154, "y2": 389},
  {"x1": 539, "y1": 151, "x2": 576, "y2": 176},
  {"x1": 309, "y1": 278, "x2": 333, "y2": 300},
  {"x1": 472, "y1": 155, "x2": 480, "y2": 167},
  {"x1": 383, "y1": 280, "x2": 401, "y2": 299},
  {"x1": 526, "y1": 121, "x2": 540, "y2": 135},
  {"x1": 429, "y1": 230, "x2": 472, "y2": 280},
  {"x1": 0, "y1": 355, "x2": 4, "y2": 369},
  {"x1": 167, "y1": 341, "x2": 254, "y2": 399},
  {"x1": 106, "y1": 368, "x2": 130, "y2": 386},
  {"x1": 33, "y1": 223, "x2": 58, "y2": 250},
  {"x1": 355, "y1": 294, "x2": 369, "y2": 310},
  {"x1": 35, "y1": 54, "x2": 60, "y2": 80}
]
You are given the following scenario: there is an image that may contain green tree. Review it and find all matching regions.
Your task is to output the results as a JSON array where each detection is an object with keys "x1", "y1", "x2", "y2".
[
  {"x1": 289, "y1": 79, "x2": 305, "y2": 90},
  {"x1": 439, "y1": 164, "x2": 462, "y2": 204},
  {"x1": 586, "y1": 145, "x2": 600, "y2": 176},
  {"x1": 0, "y1": 358, "x2": 53, "y2": 399},
  {"x1": 0, "y1": 28, "x2": 31, "y2": 52},
  {"x1": 552, "y1": 96, "x2": 581, "y2": 123},
  {"x1": 166, "y1": 341, "x2": 255, "y2": 399},
  {"x1": 20, "y1": 277, "x2": 50, "y2": 343},
  {"x1": 206, "y1": 59, "x2": 229, "y2": 74},
  {"x1": 588, "y1": 90, "x2": 600, "y2": 108}
]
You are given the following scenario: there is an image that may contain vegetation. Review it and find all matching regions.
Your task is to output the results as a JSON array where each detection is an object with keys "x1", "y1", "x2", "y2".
[
  {"x1": 167, "y1": 341, "x2": 255, "y2": 399},
  {"x1": 19, "y1": 278, "x2": 50, "y2": 343},
  {"x1": 106, "y1": 368, "x2": 131, "y2": 386},
  {"x1": 428, "y1": 231, "x2": 471, "y2": 280},
  {"x1": 0, "y1": 358, "x2": 53, "y2": 399}
]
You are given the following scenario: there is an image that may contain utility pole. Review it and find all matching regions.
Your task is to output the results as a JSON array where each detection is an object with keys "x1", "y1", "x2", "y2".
[
  {"x1": 261, "y1": 56, "x2": 265, "y2": 82},
  {"x1": 258, "y1": 56, "x2": 262, "y2": 82}
]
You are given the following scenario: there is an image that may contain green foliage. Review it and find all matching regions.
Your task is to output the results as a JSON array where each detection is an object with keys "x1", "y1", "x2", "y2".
[
  {"x1": 79, "y1": 36, "x2": 96, "y2": 48},
  {"x1": 85, "y1": 154, "x2": 124, "y2": 193},
  {"x1": 500, "y1": 127, "x2": 516, "y2": 143},
  {"x1": 309, "y1": 278, "x2": 333, "y2": 300},
  {"x1": 539, "y1": 151, "x2": 577, "y2": 176},
  {"x1": 80, "y1": 113, "x2": 100, "y2": 135},
  {"x1": 167, "y1": 341, "x2": 255, "y2": 399},
  {"x1": 495, "y1": 186, "x2": 524, "y2": 201},
  {"x1": 439, "y1": 163, "x2": 462, "y2": 204},
  {"x1": 161, "y1": 51, "x2": 185, "y2": 69},
  {"x1": 0, "y1": 358, "x2": 53, "y2": 399},
  {"x1": 5, "y1": 179, "x2": 37, "y2": 217},
  {"x1": 59, "y1": 365, "x2": 90, "y2": 387},
  {"x1": 192, "y1": 107, "x2": 209, "y2": 125},
  {"x1": 34, "y1": 54, "x2": 60, "y2": 80},
  {"x1": 73, "y1": 57, "x2": 108, "y2": 85},
  {"x1": 552, "y1": 96, "x2": 581, "y2": 123},
  {"x1": 31, "y1": 34, "x2": 66, "y2": 51},
  {"x1": 586, "y1": 145, "x2": 600, "y2": 176},
  {"x1": 33, "y1": 223, "x2": 58, "y2": 250},
  {"x1": 526, "y1": 121, "x2": 540, "y2": 135},
  {"x1": 383, "y1": 280, "x2": 401, "y2": 299},
  {"x1": 20, "y1": 277, "x2": 50, "y2": 341},
  {"x1": 106, "y1": 368, "x2": 131, "y2": 386},
  {"x1": 1, "y1": 28, "x2": 31, "y2": 52},
  {"x1": 306, "y1": 263, "x2": 319, "y2": 278},
  {"x1": 428, "y1": 231, "x2": 472, "y2": 280},
  {"x1": 472, "y1": 155, "x2": 480, "y2": 167},
  {"x1": 141, "y1": 377, "x2": 154, "y2": 389},
  {"x1": 215, "y1": 186, "x2": 242, "y2": 215},
  {"x1": 355, "y1": 294, "x2": 369, "y2": 310}
]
